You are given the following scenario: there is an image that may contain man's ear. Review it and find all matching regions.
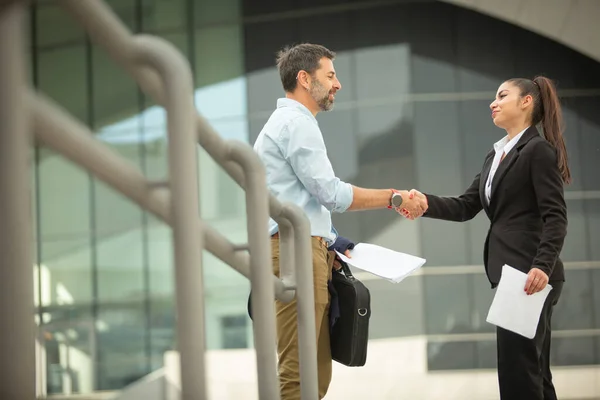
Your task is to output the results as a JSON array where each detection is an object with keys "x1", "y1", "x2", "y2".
[{"x1": 297, "y1": 70, "x2": 311, "y2": 90}]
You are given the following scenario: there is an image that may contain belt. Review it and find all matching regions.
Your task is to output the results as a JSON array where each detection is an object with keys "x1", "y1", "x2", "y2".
[{"x1": 271, "y1": 232, "x2": 327, "y2": 248}]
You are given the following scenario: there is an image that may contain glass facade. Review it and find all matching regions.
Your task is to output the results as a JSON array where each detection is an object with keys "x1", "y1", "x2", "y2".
[{"x1": 31, "y1": 0, "x2": 600, "y2": 395}]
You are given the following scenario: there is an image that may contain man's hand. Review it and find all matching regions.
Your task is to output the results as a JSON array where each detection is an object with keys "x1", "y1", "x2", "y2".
[
  {"x1": 333, "y1": 249, "x2": 351, "y2": 270},
  {"x1": 397, "y1": 189, "x2": 428, "y2": 220},
  {"x1": 524, "y1": 268, "x2": 549, "y2": 295}
]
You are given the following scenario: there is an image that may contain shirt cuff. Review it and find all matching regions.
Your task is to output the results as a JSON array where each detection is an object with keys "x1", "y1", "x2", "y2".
[{"x1": 332, "y1": 182, "x2": 353, "y2": 213}]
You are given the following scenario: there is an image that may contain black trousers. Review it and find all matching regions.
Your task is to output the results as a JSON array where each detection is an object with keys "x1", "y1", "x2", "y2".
[{"x1": 496, "y1": 280, "x2": 564, "y2": 400}]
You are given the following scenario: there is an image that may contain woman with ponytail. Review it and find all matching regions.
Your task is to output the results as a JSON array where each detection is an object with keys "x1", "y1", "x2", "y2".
[{"x1": 404, "y1": 76, "x2": 570, "y2": 400}]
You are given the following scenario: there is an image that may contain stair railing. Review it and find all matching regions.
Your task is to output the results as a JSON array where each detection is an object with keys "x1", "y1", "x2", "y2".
[{"x1": 0, "y1": 0, "x2": 319, "y2": 399}]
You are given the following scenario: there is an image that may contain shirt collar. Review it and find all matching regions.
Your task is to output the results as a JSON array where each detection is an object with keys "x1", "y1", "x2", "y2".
[
  {"x1": 277, "y1": 98, "x2": 317, "y2": 123},
  {"x1": 493, "y1": 126, "x2": 529, "y2": 154}
]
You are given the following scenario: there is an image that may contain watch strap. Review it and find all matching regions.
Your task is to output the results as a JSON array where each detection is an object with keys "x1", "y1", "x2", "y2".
[{"x1": 387, "y1": 189, "x2": 401, "y2": 209}]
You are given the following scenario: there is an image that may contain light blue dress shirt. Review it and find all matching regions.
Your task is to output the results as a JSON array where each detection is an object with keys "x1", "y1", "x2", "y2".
[{"x1": 253, "y1": 98, "x2": 354, "y2": 244}]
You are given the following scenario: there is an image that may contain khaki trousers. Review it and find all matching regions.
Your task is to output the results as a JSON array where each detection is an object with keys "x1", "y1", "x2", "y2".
[{"x1": 271, "y1": 236, "x2": 334, "y2": 400}]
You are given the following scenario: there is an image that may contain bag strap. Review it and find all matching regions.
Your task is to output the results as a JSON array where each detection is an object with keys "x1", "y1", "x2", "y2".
[{"x1": 338, "y1": 260, "x2": 355, "y2": 280}]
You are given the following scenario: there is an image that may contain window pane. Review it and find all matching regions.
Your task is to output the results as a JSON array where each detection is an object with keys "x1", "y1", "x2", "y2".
[
  {"x1": 147, "y1": 218, "x2": 175, "y2": 368},
  {"x1": 195, "y1": 0, "x2": 240, "y2": 26},
  {"x1": 456, "y1": 10, "x2": 514, "y2": 92},
  {"x1": 142, "y1": 0, "x2": 186, "y2": 32},
  {"x1": 194, "y1": 25, "x2": 244, "y2": 87},
  {"x1": 38, "y1": 243, "x2": 94, "y2": 394},
  {"x1": 552, "y1": 336, "x2": 597, "y2": 366},
  {"x1": 38, "y1": 46, "x2": 88, "y2": 123},
  {"x1": 423, "y1": 274, "x2": 472, "y2": 335},
  {"x1": 576, "y1": 97, "x2": 600, "y2": 191},
  {"x1": 220, "y1": 315, "x2": 248, "y2": 349},
  {"x1": 364, "y1": 276, "x2": 425, "y2": 338},
  {"x1": 96, "y1": 305, "x2": 148, "y2": 390},
  {"x1": 92, "y1": 47, "x2": 139, "y2": 131},
  {"x1": 415, "y1": 100, "x2": 468, "y2": 266},
  {"x1": 592, "y1": 268, "x2": 600, "y2": 330},
  {"x1": 553, "y1": 269, "x2": 594, "y2": 330},
  {"x1": 36, "y1": 4, "x2": 85, "y2": 48},
  {"x1": 38, "y1": 150, "x2": 91, "y2": 240},
  {"x1": 427, "y1": 340, "x2": 476, "y2": 370},
  {"x1": 471, "y1": 273, "x2": 496, "y2": 333},
  {"x1": 104, "y1": 0, "x2": 136, "y2": 31},
  {"x1": 587, "y1": 200, "x2": 600, "y2": 261}
]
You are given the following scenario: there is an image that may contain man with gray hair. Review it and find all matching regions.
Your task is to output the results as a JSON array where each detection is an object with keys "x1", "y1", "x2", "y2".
[{"x1": 253, "y1": 43, "x2": 426, "y2": 399}]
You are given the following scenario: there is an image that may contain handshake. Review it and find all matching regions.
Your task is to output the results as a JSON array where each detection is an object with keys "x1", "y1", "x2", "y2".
[{"x1": 394, "y1": 189, "x2": 428, "y2": 220}]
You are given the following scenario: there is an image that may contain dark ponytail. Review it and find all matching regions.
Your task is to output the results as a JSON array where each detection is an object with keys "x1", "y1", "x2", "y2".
[{"x1": 508, "y1": 76, "x2": 572, "y2": 184}]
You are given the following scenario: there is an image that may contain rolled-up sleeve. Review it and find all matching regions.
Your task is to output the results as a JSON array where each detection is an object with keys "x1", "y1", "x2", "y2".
[{"x1": 280, "y1": 116, "x2": 353, "y2": 213}]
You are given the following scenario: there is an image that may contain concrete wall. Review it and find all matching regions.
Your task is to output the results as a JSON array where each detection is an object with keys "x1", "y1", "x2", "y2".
[{"x1": 440, "y1": 0, "x2": 600, "y2": 62}]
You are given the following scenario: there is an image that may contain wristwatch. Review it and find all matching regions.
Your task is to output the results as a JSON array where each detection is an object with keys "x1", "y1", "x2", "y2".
[{"x1": 388, "y1": 189, "x2": 403, "y2": 209}]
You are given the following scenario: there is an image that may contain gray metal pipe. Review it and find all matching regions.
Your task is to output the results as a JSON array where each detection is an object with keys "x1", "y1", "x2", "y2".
[
  {"x1": 55, "y1": 1, "x2": 317, "y2": 397},
  {"x1": 132, "y1": 35, "x2": 206, "y2": 400},
  {"x1": 226, "y1": 140, "x2": 280, "y2": 400},
  {"x1": 281, "y1": 205, "x2": 319, "y2": 400},
  {"x1": 57, "y1": 0, "x2": 301, "y2": 281},
  {"x1": 31, "y1": 92, "x2": 294, "y2": 310},
  {"x1": 0, "y1": 2, "x2": 36, "y2": 399},
  {"x1": 29, "y1": 94, "x2": 294, "y2": 300}
]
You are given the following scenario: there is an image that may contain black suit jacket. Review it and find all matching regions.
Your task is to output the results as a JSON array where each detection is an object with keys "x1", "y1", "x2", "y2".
[{"x1": 424, "y1": 126, "x2": 567, "y2": 287}]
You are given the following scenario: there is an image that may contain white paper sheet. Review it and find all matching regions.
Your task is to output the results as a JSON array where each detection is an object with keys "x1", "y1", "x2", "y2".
[
  {"x1": 486, "y1": 264, "x2": 553, "y2": 339},
  {"x1": 335, "y1": 243, "x2": 426, "y2": 283}
]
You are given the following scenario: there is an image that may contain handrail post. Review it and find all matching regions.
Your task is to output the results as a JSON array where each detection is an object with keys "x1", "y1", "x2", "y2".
[
  {"x1": 132, "y1": 36, "x2": 206, "y2": 400},
  {"x1": 282, "y1": 205, "x2": 319, "y2": 400},
  {"x1": 0, "y1": 1, "x2": 36, "y2": 399},
  {"x1": 226, "y1": 140, "x2": 280, "y2": 400}
]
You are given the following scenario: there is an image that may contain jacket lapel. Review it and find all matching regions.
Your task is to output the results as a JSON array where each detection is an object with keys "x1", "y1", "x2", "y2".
[{"x1": 489, "y1": 126, "x2": 540, "y2": 202}]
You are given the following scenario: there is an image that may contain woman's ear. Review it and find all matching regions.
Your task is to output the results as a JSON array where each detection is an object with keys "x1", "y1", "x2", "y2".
[{"x1": 521, "y1": 94, "x2": 534, "y2": 110}]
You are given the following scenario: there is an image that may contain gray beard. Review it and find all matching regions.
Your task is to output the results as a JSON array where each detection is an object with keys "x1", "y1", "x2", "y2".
[{"x1": 310, "y1": 80, "x2": 334, "y2": 111}]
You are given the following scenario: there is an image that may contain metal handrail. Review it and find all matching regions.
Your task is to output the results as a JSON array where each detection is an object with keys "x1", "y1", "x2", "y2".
[
  {"x1": 224, "y1": 141, "x2": 280, "y2": 398},
  {"x1": 131, "y1": 35, "x2": 206, "y2": 400},
  {"x1": 56, "y1": 0, "x2": 310, "y2": 304},
  {"x1": 56, "y1": 1, "x2": 319, "y2": 399},
  {"x1": 0, "y1": 0, "x2": 321, "y2": 398},
  {"x1": 0, "y1": 2, "x2": 35, "y2": 399}
]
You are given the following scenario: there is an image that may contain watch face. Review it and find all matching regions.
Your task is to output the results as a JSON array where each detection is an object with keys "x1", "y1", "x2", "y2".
[{"x1": 392, "y1": 193, "x2": 403, "y2": 207}]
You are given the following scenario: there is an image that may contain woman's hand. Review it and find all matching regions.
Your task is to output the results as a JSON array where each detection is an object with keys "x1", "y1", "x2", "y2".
[
  {"x1": 524, "y1": 268, "x2": 549, "y2": 295},
  {"x1": 397, "y1": 189, "x2": 428, "y2": 220}
]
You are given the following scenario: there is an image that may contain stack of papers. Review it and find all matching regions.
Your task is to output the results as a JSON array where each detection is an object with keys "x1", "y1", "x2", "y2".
[
  {"x1": 486, "y1": 264, "x2": 553, "y2": 339},
  {"x1": 335, "y1": 243, "x2": 426, "y2": 283}
]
